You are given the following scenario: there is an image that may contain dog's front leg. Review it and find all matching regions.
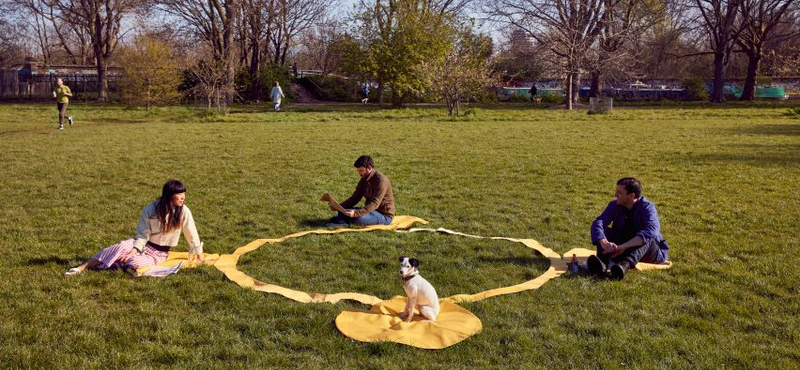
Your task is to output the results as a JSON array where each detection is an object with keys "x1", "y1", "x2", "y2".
[
  {"x1": 403, "y1": 295, "x2": 417, "y2": 322},
  {"x1": 399, "y1": 298, "x2": 411, "y2": 320}
]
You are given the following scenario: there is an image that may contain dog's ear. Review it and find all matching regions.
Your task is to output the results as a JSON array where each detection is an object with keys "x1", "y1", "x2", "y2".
[
  {"x1": 398, "y1": 256, "x2": 405, "y2": 263},
  {"x1": 409, "y1": 258, "x2": 419, "y2": 268}
]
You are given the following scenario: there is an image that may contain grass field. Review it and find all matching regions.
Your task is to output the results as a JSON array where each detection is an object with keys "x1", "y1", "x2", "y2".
[{"x1": 0, "y1": 103, "x2": 798, "y2": 369}]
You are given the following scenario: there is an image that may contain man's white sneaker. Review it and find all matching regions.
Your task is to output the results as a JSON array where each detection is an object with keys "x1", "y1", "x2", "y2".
[{"x1": 59, "y1": 125, "x2": 64, "y2": 130}]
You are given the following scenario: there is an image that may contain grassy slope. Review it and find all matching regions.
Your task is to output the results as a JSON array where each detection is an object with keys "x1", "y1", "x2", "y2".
[{"x1": 0, "y1": 103, "x2": 797, "y2": 369}]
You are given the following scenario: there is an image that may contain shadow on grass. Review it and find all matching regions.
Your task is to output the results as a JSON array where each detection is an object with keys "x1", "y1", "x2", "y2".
[
  {"x1": 296, "y1": 218, "x2": 331, "y2": 228},
  {"x1": 674, "y1": 143, "x2": 800, "y2": 167},
  {"x1": 477, "y1": 255, "x2": 550, "y2": 269},
  {"x1": 727, "y1": 123, "x2": 800, "y2": 136},
  {"x1": 101, "y1": 117, "x2": 151, "y2": 125},
  {"x1": 28, "y1": 256, "x2": 76, "y2": 266}
]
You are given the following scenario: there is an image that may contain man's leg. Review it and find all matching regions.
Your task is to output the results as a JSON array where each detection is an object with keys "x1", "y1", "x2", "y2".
[
  {"x1": 57, "y1": 103, "x2": 65, "y2": 128},
  {"x1": 587, "y1": 242, "x2": 610, "y2": 276},
  {"x1": 350, "y1": 211, "x2": 392, "y2": 226},
  {"x1": 609, "y1": 239, "x2": 662, "y2": 279},
  {"x1": 612, "y1": 239, "x2": 662, "y2": 268},
  {"x1": 327, "y1": 207, "x2": 363, "y2": 227}
]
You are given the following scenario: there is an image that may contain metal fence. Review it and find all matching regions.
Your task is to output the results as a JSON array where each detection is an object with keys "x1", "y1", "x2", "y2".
[{"x1": 0, "y1": 69, "x2": 122, "y2": 98}]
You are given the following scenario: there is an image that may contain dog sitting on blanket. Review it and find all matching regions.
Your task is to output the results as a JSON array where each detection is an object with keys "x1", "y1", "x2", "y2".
[{"x1": 398, "y1": 256, "x2": 440, "y2": 322}]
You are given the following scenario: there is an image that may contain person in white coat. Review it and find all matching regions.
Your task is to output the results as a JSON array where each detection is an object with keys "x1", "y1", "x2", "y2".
[{"x1": 271, "y1": 81, "x2": 285, "y2": 111}]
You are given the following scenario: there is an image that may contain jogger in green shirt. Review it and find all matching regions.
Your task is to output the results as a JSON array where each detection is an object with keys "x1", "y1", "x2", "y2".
[{"x1": 54, "y1": 78, "x2": 73, "y2": 129}]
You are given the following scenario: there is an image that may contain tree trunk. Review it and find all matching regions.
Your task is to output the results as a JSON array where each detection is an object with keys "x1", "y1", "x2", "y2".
[
  {"x1": 572, "y1": 71, "x2": 581, "y2": 104},
  {"x1": 565, "y1": 74, "x2": 573, "y2": 110},
  {"x1": 377, "y1": 81, "x2": 384, "y2": 103},
  {"x1": 711, "y1": 51, "x2": 726, "y2": 103},
  {"x1": 590, "y1": 71, "x2": 602, "y2": 98},
  {"x1": 739, "y1": 49, "x2": 761, "y2": 101},
  {"x1": 96, "y1": 55, "x2": 109, "y2": 102}
]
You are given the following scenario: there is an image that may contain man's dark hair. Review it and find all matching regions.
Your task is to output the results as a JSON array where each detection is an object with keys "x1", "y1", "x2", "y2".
[
  {"x1": 616, "y1": 177, "x2": 642, "y2": 198},
  {"x1": 353, "y1": 155, "x2": 374, "y2": 168}
]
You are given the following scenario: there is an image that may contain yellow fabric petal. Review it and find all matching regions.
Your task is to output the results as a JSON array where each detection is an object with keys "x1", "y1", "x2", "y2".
[
  {"x1": 335, "y1": 296, "x2": 482, "y2": 349},
  {"x1": 135, "y1": 252, "x2": 220, "y2": 275}
]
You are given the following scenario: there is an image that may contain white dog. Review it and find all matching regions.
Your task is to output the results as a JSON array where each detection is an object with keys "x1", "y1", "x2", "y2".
[{"x1": 398, "y1": 256, "x2": 440, "y2": 322}]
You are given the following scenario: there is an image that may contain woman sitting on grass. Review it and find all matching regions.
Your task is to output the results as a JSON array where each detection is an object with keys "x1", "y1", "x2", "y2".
[{"x1": 65, "y1": 180, "x2": 204, "y2": 277}]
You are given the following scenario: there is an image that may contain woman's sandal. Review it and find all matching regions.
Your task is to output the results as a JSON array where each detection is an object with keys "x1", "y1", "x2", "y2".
[{"x1": 64, "y1": 267, "x2": 82, "y2": 277}]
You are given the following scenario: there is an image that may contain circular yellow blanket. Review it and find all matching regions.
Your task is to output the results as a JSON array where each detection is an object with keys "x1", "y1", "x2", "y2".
[{"x1": 335, "y1": 296, "x2": 482, "y2": 350}]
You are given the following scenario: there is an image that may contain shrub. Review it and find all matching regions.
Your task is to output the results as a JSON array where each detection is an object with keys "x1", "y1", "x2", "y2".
[
  {"x1": 118, "y1": 36, "x2": 182, "y2": 108},
  {"x1": 297, "y1": 75, "x2": 361, "y2": 102},
  {"x1": 682, "y1": 77, "x2": 709, "y2": 101},
  {"x1": 235, "y1": 64, "x2": 292, "y2": 103}
]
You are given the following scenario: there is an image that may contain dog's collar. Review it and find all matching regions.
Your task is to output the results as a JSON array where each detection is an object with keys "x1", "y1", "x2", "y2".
[{"x1": 402, "y1": 274, "x2": 417, "y2": 282}]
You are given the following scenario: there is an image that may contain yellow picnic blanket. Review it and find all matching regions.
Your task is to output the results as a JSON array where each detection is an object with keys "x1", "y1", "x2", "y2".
[
  {"x1": 335, "y1": 296, "x2": 482, "y2": 350},
  {"x1": 561, "y1": 248, "x2": 673, "y2": 271}
]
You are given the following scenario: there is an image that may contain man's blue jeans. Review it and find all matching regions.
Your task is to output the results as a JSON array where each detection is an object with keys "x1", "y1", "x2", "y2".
[{"x1": 329, "y1": 208, "x2": 392, "y2": 226}]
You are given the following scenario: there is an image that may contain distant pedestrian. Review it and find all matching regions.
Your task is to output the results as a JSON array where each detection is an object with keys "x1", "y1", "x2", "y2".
[
  {"x1": 530, "y1": 84, "x2": 538, "y2": 103},
  {"x1": 271, "y1": 81, "x2": 285, "y2": 111},
  {"x1": 292, "y1": 62, "x2": 298, "y2": 78},
  {"x1": 361, "y1": 83, "x2": 370, "y2": 104},
  {"x1": 53, "y1": 78, "x2": 73, "y2": 129}
]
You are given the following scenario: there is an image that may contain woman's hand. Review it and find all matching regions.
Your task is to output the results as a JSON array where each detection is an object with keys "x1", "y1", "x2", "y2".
[{"x1": 120, "y1": 249, "x2": 137, "y2": 263}]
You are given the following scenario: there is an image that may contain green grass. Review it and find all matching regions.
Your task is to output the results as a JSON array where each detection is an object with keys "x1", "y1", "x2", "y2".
[{"x1": 0, "y1": 102, "x2": 798, "y2": 369}]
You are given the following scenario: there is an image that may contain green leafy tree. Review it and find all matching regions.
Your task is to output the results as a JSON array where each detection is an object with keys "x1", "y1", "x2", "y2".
[
  {"x1": 118, "y1": 36, "x2": 182, "y2": 108},
  {"x1": 352, "y1": 0, "x2": 458, "y2": 105}
]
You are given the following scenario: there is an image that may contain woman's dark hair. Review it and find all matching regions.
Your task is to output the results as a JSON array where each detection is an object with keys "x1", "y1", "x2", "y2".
[
  {"x1": 353, "y1": 155, "x2": 374, "y2": 168},
  {"x1": 616, "y1": 177, "x2": 642, "y2": 198},
  {"x1": 156, "y1": 180, "x2": 186, "y2": 233}
]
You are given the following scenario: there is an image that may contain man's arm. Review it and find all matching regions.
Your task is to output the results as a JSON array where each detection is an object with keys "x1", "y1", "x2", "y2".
[
  {"x1": 339, "y1": 181, "x2": 364, "y2": 209},
  {"x1": 353, "y1": 177, "x2": 389, "y2": 217},
  {"x1": 591, "y1": 201, "x2": 616, "y2": 244}
]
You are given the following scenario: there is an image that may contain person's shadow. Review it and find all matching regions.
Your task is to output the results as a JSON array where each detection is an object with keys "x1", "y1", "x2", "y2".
[
  {"x1": 28, "y1": 256, "x2": 75, "y2": 266},
  {"x1": 296, "y1": 218, "x2": 330, "y2": 228}
]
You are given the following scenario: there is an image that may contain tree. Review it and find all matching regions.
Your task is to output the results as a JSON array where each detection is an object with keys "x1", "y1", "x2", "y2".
[
  {"x1": 492, "y1": 29, "x2": 546, "y2": 81},
  {"x1": 54, "y1": 0, "x2": 144, "y2": 101},
  {"x1": 294, "y1": 18, "x2": 344, "y2": 76},
  {"x1": 736, "y1": 0, "x2": 796, "y2": 100},
  {"x1": 352, "y1": 0, "x2": 459, "y2": 105},
  {"x1": 269, "y1": 0, "x2": 329, "y2": 66},
  {"x1": 161, "y1": 0, "x2": 240, "y2": 107},
  {"x1": 693, "y1": 0, "x2": 743, "y2": 103},
  {"x1": 422, "y1": 30, "x2": 494, "y2": 115},
  {"x1": 586, "y1": 0, "x2": 656, "y2": 98},
  {"x1": 118, "y1": 35, "x2": 182, "y2": 108},
  {"x1": 487, "y1": 0, "x2": 607, "y2": 109}
]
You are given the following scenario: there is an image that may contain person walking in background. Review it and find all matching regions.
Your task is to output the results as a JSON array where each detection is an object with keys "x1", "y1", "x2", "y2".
[
  {"x1": 53, "y1": 78, "x2": 73, "y2": 129},
  {"x1": 361, "y1": 83, "x2": 370, "y2": 104},
  {"x1": 292, "y1": 62, "x2": 298, "y2": 78},
  {"x1": 271, "y1": 81, "x2": 285, "y2": 111},
  {"x1": 530, "y1": 84, "x2": 539, "y2": 103}
]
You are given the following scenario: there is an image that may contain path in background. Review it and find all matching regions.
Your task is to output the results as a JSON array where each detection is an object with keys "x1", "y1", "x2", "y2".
[{"x1": 291, "y1": 82, "x2": 321, "y2": 103}]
